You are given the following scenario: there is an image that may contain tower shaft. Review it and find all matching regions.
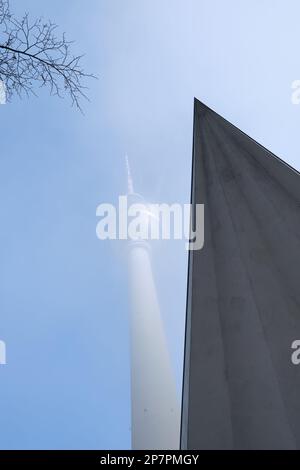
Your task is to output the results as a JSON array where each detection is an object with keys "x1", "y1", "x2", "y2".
[{"x1": 128, "y1": 243, "x2": 180, "y2": 449}]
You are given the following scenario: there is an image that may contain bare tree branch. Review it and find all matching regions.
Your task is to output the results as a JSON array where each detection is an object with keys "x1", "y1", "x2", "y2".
[{"x1": 0, "y1": 1, "x2": 95, "y2": 110}]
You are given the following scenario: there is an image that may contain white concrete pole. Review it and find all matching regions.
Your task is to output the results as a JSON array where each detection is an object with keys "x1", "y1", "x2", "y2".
[
  {"x1": 128, "y1": 241, "x2": 180, "y2": 449},
  {"x1": 125, "y1": 155, "x2": 180, "y2": 449}
]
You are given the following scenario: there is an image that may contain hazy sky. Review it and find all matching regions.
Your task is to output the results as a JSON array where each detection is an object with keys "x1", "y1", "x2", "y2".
[{"x1": 0, "y1": 0, "x2": 300, "y2": 449}]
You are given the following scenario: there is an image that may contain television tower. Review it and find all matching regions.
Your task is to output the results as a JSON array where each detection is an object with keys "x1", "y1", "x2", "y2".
[{"x1": 126, "y1": 155, "x2": 180, "y2": 449}]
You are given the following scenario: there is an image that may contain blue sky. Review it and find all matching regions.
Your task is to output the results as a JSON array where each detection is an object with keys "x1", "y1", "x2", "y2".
[{"x1": 0, "y1": 0, "x2": 300, "y2": 449}]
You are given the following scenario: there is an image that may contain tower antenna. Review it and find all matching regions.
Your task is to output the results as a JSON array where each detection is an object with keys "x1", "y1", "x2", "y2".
[{"x1": 125, "y1": 154, "x2": 134, "y2": 195}]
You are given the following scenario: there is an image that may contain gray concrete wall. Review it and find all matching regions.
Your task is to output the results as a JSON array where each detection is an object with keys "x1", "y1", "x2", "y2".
[{"x1": 181, "y1": 99, "x2": 300, "y2": 449}]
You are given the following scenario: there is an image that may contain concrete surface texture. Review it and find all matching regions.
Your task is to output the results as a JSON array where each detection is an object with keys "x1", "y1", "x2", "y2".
[{"x1": 181, "y1": 99, "x2": 300, "y2": 450}]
